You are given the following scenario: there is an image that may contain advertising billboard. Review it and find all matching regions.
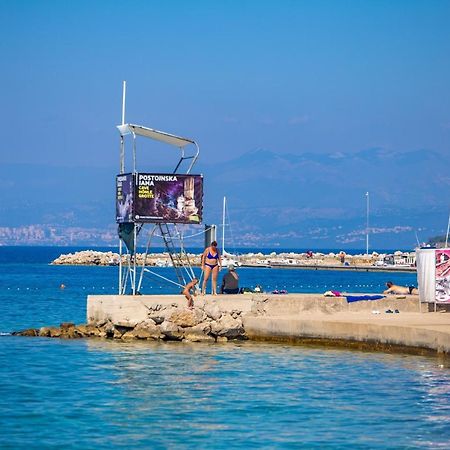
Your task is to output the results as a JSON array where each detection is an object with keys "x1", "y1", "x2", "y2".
[
  {"x1": 116, "y1": 173, "x2": 134, "y2": 223},
  {"x1": 436, "y1": 249, "x2": 450, "y2": 303},
  {"x1": 116, "y1": 173, "x2": 203, "y2": 224}
]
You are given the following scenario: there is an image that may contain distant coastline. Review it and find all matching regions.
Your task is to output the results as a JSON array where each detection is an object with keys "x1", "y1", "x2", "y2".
[
  {"x1": 50, "y1": 249, "x2": 417, "y2": 272},
  {"x1": 0, "y1": 244, "x2": 416, "y2": 254}
]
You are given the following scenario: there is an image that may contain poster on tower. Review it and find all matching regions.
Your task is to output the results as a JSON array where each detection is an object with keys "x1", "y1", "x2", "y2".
[
  {"x1": 116, "y1": 173, "x2": 134, "y2": 223},
  {"x1": 133, "y1": 173, "x2": 203, "y2": 224}
]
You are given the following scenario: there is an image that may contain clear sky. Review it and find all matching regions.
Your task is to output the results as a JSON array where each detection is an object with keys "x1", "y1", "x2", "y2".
[{"x1": 1, "y1": 0, "x2": 449, "y2": 169}]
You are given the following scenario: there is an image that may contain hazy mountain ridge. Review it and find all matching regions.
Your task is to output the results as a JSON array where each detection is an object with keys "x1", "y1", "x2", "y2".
[
  {"x1": 204, "y1": 148, "x2": 450, "y2": 248},
  {"x1": 211, "y1": 148, "x2": 449, "y2": 209},
  {"x1": 1, "y1": 148, "x2": 449, "y2": 248}
]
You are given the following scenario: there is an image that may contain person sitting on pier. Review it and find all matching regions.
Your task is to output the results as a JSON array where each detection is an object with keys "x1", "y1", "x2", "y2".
[
  {"x1": 383, "y1": 281, "x2": 418, "y2": 295},
  {"x1": 220, "y1": 265, "x2": 240, "y2": 294},
  {"x1": 183, "y1": 278, "x2": 199, "y2": 308}
]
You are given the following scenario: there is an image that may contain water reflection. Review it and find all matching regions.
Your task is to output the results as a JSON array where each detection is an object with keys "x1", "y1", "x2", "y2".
[
  {"x1": 1, "y1": 337, "x2": 449, "y2": 448},
  {"x1": 84, "y1": 339, "x2": 450, "y2": 445}
]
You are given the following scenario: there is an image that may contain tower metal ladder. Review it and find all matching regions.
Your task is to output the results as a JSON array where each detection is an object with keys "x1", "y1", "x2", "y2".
[{"x1": 158, "y1": 222, "x2": 195, "y2": 287}]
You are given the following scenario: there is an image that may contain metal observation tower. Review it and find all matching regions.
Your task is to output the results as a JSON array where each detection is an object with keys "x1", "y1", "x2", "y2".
[{"x1": 116, "y1": 82, "x2": 203, "y2": 295}]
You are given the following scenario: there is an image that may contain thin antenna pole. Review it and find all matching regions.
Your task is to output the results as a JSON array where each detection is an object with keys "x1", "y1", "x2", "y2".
[
  {"x1": 222, "y1": 196, "x2": 226, "y2": 255},
  {"x1": 366, "y1": 192, "x2": 370, "y2": 255},
  {"x1": 122, "y1": 80, "x2": 126, "y2": 125},
  {"x1": 445, "y1": 210, "x2": 450, "y2": 247},
  {"x1": 119, "y1": 81, "x2": 126, "y2": 174},
  {"x1": 119, "y1": 81, "x2": 127, "y2": 294}
]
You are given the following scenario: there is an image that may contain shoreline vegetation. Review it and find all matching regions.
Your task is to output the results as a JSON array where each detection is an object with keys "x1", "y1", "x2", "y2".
[{"x1": 51, "y1": 249, "x2": 417, "y2": 272}]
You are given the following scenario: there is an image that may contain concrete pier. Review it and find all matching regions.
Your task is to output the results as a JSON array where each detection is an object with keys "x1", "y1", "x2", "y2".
[{"x1": 87, "y1": 293, "x2": 450, "y2": 356}]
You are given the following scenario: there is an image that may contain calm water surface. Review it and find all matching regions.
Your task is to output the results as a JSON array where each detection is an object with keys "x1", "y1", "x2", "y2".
[
  {"x1": 0, "y1": 247, "x2": 449, "y2": 448},
  {"x1": 1, "y1": 339, "x2": 449, "y2": 449}
]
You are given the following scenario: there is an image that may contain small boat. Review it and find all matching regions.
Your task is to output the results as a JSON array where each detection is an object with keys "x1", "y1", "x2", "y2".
[{"x1": 222, "y1": 251, "x2": 241, "y2": 268}]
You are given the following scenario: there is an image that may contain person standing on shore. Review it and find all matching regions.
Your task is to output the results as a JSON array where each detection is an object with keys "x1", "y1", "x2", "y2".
[
  {"x1": 201, "y1": 241, "x2": 221, "y2": 295},
  {"x1": 220, "y1": 264, "x2": 240, "y2": 294}
]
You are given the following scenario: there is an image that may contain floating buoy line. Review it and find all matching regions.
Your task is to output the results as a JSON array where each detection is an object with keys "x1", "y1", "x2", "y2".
[{"x1": 5, "y1": 283, "x2": 389, "y2": 292}]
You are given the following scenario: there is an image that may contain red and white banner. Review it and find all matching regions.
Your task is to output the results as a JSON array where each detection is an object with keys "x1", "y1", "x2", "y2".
[{"x1": 435, "y1": 249, "x2": 450, "y2": 303}]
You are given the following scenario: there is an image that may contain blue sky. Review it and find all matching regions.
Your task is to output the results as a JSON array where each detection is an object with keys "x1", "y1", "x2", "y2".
[
  {"x1": 1, "y1": 1, "x2": 450, "y2": 248},
  {"x1": 1, "y1": 0, "x2": 449, "y2": 169}
]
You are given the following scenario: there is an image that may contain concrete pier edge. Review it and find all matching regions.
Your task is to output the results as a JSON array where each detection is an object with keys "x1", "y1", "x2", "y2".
[{"x1": 86, "y1": 293, "x2": 450, "y2": 357}]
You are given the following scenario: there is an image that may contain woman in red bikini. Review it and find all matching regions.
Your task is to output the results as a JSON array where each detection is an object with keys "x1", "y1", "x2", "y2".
[{"x1": 201, "y1": 241, "x2": 221, "y2": 295}]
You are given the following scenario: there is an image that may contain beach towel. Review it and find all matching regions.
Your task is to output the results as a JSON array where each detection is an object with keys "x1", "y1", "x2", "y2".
[
  {"x1": 345, "y1": 295, "x2": 385, "y2": 303},
  {"x1": 324, "y1": 290, "x2": 342, "y2": 297}
]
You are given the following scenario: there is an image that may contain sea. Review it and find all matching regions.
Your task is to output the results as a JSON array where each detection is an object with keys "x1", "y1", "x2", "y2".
[{"x1": 0, "y1": 246, "x2": 449, "y2": 449}]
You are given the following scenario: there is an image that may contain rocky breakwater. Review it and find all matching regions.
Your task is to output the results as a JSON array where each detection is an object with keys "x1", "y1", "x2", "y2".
[
  {"x1": 51, "y1": 249, "x2": 416, "y2": 269},
  {"x1": 52, "y1": 250, "x2": 121, "y2": 266},
  {"x1": 13, "y1": 302, "x2": 248, "y2": 343},
  {"x1": 51, "y1": 250, "x2": 201, "y2": 266}
]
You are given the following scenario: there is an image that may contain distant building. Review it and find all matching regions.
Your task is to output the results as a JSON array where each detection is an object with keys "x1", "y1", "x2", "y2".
[{"x1": 383, "y1": 252, "x2": 416, "y2": 266}]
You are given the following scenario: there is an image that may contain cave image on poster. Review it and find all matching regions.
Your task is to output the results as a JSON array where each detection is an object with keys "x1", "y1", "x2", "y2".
[
  {"x1": 435, "y1": 249, "x2": 450, "y2": 303},
  {"x1": 134, "y1": 173, "x2": 203, "y2": 223},
  {"x1": 116, "y1": 173, "x2": 134, "y2": 223}
]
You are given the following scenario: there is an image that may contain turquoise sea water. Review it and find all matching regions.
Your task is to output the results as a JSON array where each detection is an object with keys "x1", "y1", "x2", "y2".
[{"x1": 0, "y1": 247, "x2": 449, "y2": 448}]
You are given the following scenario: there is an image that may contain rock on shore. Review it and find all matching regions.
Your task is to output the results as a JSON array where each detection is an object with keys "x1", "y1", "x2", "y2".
[
  {"x1": 12, "y1": 294, "x2": 450, "y2": 355},
  {"x1": 13, "y1": 303, "x2": 247, "y2": 343}
]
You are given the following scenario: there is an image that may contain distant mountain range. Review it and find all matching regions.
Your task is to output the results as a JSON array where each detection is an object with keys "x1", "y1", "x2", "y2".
[
  {"x1": 2, "y1": 148, "x2": 449, "y2": 249},
  {"x1": 201, "y1": 148, "x2": 450, "y2": 249}
]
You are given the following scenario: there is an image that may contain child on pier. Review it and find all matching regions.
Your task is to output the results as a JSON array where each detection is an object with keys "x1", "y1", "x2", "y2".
[{"x1": 183, "y1": 278, "x2": 199, "y2": 308}]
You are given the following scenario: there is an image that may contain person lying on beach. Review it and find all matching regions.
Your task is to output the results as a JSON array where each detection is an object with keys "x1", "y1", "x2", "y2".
[
  {"x1": 183, "y1": 278, "x2": 199, "y2": 308},
  {"x1": 383, "y1": 281, "x2": 418, "y2": 295}
]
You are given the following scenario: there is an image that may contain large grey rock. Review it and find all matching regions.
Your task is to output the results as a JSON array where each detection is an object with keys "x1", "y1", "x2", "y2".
[
  {"x1": 113, "y1": 320, "x2": 139, "y2": 328},
  {"x1": 92, "y1": 318, "x2": 107, "y2": 328},
  {"x1": 148, "y1": 315, "x2": 165, "y2": 325},
  {"x1": 102, "y1": 322, "x2": 114, "y2": 336},
  {"x1": 101, "y1": 322, "x2": 123, "y2": 339},
  {"x1": 159, "y1": 321, "x2": 183, "y2": 340},
  {"x1": 134, "y1": 328, "x2": 162, "y2": 340},
  {"x1": 211, "y1": 313, "x2": 245, "y2": 339},
  {"x1": 135, "y1": 318, "x2": 157, "y2": 328},
  {"x1": 112, "y1": 328, "x2": 125, "y2": 339},
  {"x1": 170, "y1": 309, "x2": 205, "y2": 328},
  {"x1": 97, "y1": 330, "x2": 107, "y2": 338},
  {"x1": 121, "y1": 330, "x2": 137, "y2": 340},
  {"x1": 184, "y1": 333, "x2": 215, "y2": 343},
  {"x1": 60, "y1": 325, "x2": 84, "y2": 339},
  {"x1": 49, "y1": 327, "x2": 62, "y2": 337},
  {"x1": 39, "y1": 327, "x2": 60, "y2": 337},
  {"x1": 203, "y1": 303, "x2": 222, "y2": 321},
  {"x1": 77, "y1": 325, "x2": 102, "y2": 337},
  {"x1": 134, "y1": 319, "x2": 163, "y2": 339},
  {"x1": 183, "y1": 322, "x2": 213, "y2": 342},
  {"x1": 14, "y1": 328, "x2": 39, "y2": 337},
  {"x1": 148, "y1": 306, "x2": 178, "y2": 324}
]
